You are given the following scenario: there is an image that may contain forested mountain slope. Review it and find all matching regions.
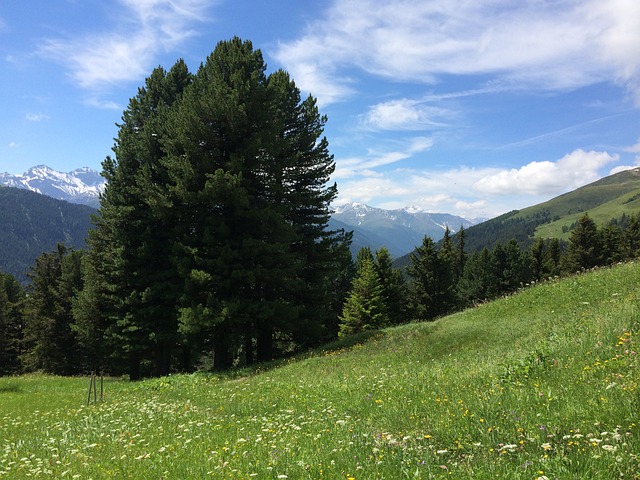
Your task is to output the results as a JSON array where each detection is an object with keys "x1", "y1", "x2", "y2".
[{"x1": 0, "y1": 186, "x2": 94, "y2": 284}]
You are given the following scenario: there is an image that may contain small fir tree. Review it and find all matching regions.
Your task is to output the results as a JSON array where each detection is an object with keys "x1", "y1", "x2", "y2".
[{"x1": 339, "y1": 251, "x2": 388, "y2": 336}]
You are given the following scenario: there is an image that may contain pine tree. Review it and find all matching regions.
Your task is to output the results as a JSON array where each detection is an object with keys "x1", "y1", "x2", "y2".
[
  {"x1": 0, "y1": 273, "x2": 24, "y2": 375},
  {"x1": 75, "y1": 61, "x2": 192, "y2": 378},
  {"x1": 623, "y1": 213, "x2": 640, "y2": 259},
  {"x1": 458, "y1": 248, "x2": 498, "y2": 305},
  {"x1": 600, "y1": 222, "x2": 624, "y2": 265},
  {"x1": 21, "y1": 245, "x2": 83, "y2": 375},
  {"x1": 339, "y1": 252, "x2": 388, "y2": 336},
  {"x1": 374, "y1": 247, "x2": 408, "y2": 324},
  {"x1": 407, "y1": 236, "x2": 455, "y2": 320},
  {"x1": 562, "y1": 213, "x2": 601, "y2": 272}
]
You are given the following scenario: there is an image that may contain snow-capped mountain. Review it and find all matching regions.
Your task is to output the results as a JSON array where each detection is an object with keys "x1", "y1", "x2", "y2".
[
  {"x1": 0, "y1": 166, "x2": 478, "y2": 259},
  {"x1": 0, "y1": 165, "x2": 105, "y2": 208},
  {"x1": 331, "y1": 202, "x2": 476, "y2": 258}
]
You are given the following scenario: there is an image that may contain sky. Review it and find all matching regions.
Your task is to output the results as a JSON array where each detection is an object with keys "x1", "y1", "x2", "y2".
[{"x1": 2, "y1": 0, "x2": 640, "y2": 219}]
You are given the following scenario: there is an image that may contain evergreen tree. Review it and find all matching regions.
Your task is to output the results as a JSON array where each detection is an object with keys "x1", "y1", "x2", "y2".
[
  {"x1": 76, "y1": 38, "x2": 342, "y2": 372},
  {"x1": 530, "y1": 237, "x2": 546, "y2": 281},
  {"x1": 166, "y1": 38, "x2": 341, "y2": 368},
  {"x1": 600, "y1": 221, "x2": 624, "y2": 265},
  {"x1": 542, "y1": 238, "x2": 563, "y2": 277},
  {"x1": 458, "y1": 248, "x2": 498, "y2": 305},
  {"x1": 0, "y1": 273, "x2": 24, "y2": 375},
  {"x1": 75, "y1": 61, "x2": 192, "y2": 378},
  {"x1": 339, "y1": 252, "x2": 388, "y2": 336},
  {"x1": 454, "y1": 226, "x2": 466, "y2": 283},
  {"x1": 500, "y1": 239, "x2": 533, "y2": 293},
  {"x1": 407, "y1": 236, "x2": 455, "y2": 319},
  {"x1": 623, "y1": 213, "x2": 640, "y2": 259},
  {"x1": 21, "y1": 245, "x2": 83, "y2": 375},
  {"x1": 374, "y1": 247, "x2": 408, "y2": 325},
  {"x1": 562, "y1": 213, "x2": 601, "y2": 272}
]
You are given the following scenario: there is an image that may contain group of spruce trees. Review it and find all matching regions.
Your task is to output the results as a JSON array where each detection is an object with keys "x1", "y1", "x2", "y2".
[
  {"x1": 337, "y1": 212, "x2": 640, "y2": 335},
  {"x1": 2, "y1": 38, "x2": 640, "y2": 379}
]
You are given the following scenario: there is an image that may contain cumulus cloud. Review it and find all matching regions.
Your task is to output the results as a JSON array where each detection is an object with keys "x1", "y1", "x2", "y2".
[
  {"x1": 473, "y1": 149, "x2": 620, "y2": 196},
  {"x1": 361, "y1": 98, "x2": 452, "y2": 130},
  {"x1": 38, "y1": 0, "x2": 211, "y2": 89},
  {"x1": 273, "y1": 0, "x2": 640, "y2": 105},
  {"x1": 335, "y1": 149, "x2": 631, "y2": 218}
]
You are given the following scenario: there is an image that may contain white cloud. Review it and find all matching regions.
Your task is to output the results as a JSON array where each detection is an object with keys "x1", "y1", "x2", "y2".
[
  {"x1": 274, "y1": 0, "x2": 640, "y2": 105},
  {"x1": 85, "y1": 98, "x2": 122, "y2": 110},
  {"x1": 473, "y1": 149, "x2": 619, "y2": 196},
  {"x1": 9, "y1": 142, "x2": 19, "y2": 148},
  {"x1": 25, "y1": 113, "x2": 48, "y2": 122},
  {"x1": 38, "y1": 0, "x2": 211, "y2": 89},
  {"x1": 361, "y1": 98, "x2": 452, "y2": 130},
  {"x1": 334, "y1": 136, "x2": 433, "y2": 178},
  {"x1": 335, "y1": 149, "x2": 631, "y2": 218},
  {"x1": 623, "y1": 138, "x2": 640, "y2": 153},
  {"x1": 610, "y1": 156, "x2": 640, "y2": 175}
]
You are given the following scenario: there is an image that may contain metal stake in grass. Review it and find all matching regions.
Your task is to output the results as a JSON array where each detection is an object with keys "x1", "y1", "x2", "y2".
[{"x1": 87, "y1": 372, "x2": 104, "y2": 404}]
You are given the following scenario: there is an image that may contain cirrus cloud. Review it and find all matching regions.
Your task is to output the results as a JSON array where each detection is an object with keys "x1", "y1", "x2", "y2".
[
  {"x1": 38, "y1": 0, "x2": 212, "y2": 89},
  {"x1": 273, "y1": 0, "x2": 640, "y2": 105}
]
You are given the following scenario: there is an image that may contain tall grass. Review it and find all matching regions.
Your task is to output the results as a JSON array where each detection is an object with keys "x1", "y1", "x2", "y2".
[{"x1": 1, "y1": 263, "x2": 639, "y2": 478}]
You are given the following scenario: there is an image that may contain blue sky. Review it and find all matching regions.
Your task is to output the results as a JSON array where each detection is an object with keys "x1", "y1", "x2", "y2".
[{"x1": 2, "y1": 0, "x2": 640, "y2": 218}]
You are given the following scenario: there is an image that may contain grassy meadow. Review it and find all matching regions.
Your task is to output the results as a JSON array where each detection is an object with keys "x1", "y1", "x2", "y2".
[{"x1": 1, "y1": 263, "x2": 639, "y2": 479}]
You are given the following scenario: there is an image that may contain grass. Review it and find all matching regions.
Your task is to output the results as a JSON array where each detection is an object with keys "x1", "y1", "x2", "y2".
[
  {"x1": 1, "y1": 263, "x2": 639, "y2": 479},
  {"x1": 534, "y1": 188, "x2": 640, "y2": 240}
]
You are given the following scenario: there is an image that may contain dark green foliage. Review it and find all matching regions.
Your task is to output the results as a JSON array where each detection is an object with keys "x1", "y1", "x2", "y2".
[
  {"x1": 75, "y1": 38, "x2": 342, "y2": 375},
  {"x1": 562, "y1": 214, "x2": 601, "y2": 272},
  {"x1": 458, "y1": 248, "x2": 498, "y2": 305},
  {"x1": 374, "y1": 247, "x2": 408, "y2": 324},
  {"x1": 599, "y1": 221, "x2": 625, "y2": 265},
  {"x1": 0, "y1": 272, "x2": 24, "y2": 375},
  {"x1": 407, "y1": 236, "x2": 456, "y2": 319},
  {"x1": 339, "y1": 251, "x2": 388, "y2": 336},
  {"x1": 21, "y1": 245, "x2": 83, "y2": 375},
  {"x1": 76, "y1": 60, "x2": 191, "y2": 379},
  {"x1": 0, "y1": 187, "x2": 94, "y2": 284}
]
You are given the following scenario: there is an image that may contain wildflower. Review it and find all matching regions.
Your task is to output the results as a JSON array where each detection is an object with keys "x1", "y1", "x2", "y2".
[
  {"x1": 602, "y1": 445, "x2": 617, "y2": 452},
  {"x1": 541, "y1": 443, "x2": 552, "y2": 451}
]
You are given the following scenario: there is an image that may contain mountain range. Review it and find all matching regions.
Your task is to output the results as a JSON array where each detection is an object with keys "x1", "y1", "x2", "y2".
[
  {"x1": 4, "y1": 165, "x2": 640, "y2": 283},
  {"x1": 0, "y1": 165, "x2": 104, "y2": 208},
  {"x1": 330, "y1": 203, "x2": 476, "y2": 258},
  {"x1": 1, "y1": 165, "x2": 476, "y2": 259}
]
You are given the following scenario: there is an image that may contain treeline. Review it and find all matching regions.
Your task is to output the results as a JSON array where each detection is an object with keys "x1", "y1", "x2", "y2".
[
  {"x1": 3, "y1": 211, "x2": 639, "y2": 377},
  {"x1": 336, "y1": 212, "x2": 640, "y2": 334}
]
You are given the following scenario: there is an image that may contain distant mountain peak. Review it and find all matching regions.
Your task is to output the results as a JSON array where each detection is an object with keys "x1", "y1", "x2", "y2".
[
  {"x1": 331, "y1": 201, "x2": 476, "y2": 258},
  {"x1": 0, "y1": 165, "x2": 105, "y2": 208}
]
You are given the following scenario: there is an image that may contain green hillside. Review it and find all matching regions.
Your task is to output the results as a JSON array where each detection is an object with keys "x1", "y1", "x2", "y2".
[
  {"x1": 1, "y1": 263, "x2": 638, "y2": 478},
  {"x1": 462, "y1": 168, "x2": 640, "y2": 251}
]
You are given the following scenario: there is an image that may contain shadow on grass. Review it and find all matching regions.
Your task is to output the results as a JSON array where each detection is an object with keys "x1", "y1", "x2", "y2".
[
  {"x1": 0, "y1": 383, "x2": 21, "y2": 393},
  {"x1": 208, "y1": 329, "x2": 387, "y2": 383}
]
